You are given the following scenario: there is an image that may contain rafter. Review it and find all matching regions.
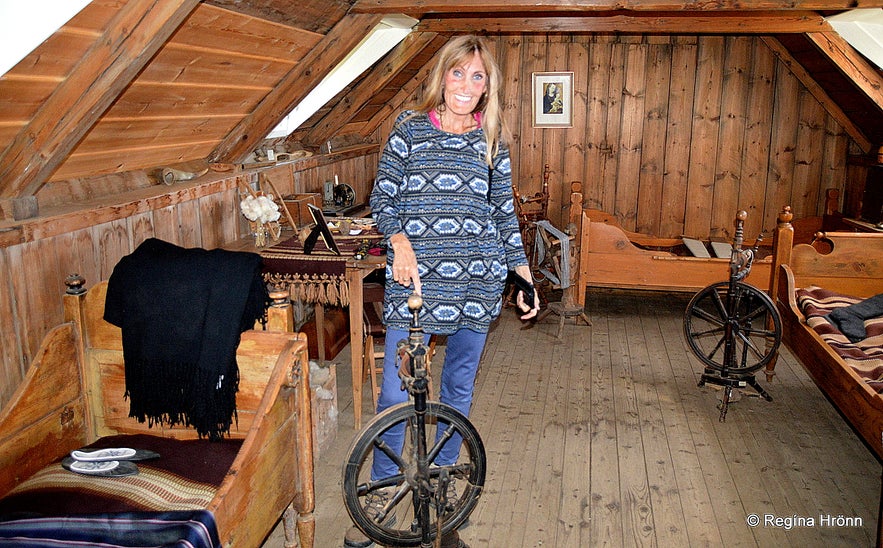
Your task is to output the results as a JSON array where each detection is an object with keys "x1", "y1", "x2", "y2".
[
  {"x1": 761, "y1": 36, "x2": 872, "y2": 152},
  {"x1": 352, "y1": 0, "x2": 883, "y2": 15},
  {"x1": 209, "y1": 13, "x2": 384, "y2": 164},
  {"x1": 805, "y1": 32, "x2": 883, "y2": 118},
  {"x1": 417, "y1": 11, "x2": 831, "y2": 34},
  {"x1": 0, "y1": 0, "x2": 200, "y2": 207}
]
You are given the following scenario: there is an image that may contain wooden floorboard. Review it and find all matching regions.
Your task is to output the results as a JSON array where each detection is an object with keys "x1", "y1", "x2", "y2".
[{"x1": 263, "y1": 289, "x2": 880, "y2": 547}]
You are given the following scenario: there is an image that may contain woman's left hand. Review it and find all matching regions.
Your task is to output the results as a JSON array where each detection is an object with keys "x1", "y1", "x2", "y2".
[{"x1": 513, "y1": 265, "x2": 539, "y2": 320}]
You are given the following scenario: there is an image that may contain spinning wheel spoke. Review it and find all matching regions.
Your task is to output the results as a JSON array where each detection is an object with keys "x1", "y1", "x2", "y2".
[
  {"x1": 689, "y1": 305, "x2": 726, "y2": 327},
  {"x1": 700, "y1": 335, "x2": 727, "y2": 363},
  {"x1": 709, "y1": 287, "x2": 728, "y2": 319},
  {"x1": 734, "y1": 330, "x2": 767, "y2": 360}
]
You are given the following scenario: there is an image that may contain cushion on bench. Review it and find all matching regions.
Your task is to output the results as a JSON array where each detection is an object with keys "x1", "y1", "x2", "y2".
[{"x1": 0, "y1": 434, "x2": 241, "y2": 518}]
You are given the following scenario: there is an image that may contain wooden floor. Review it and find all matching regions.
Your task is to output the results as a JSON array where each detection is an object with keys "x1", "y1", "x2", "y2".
[{"x1": 265, "y1": 290, "x2": 881, "y2": 547}]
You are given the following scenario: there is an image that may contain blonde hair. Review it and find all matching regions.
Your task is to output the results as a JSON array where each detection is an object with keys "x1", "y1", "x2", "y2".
[{"x1": 410, "y1": 35, "x2": 508, "y2": 166}]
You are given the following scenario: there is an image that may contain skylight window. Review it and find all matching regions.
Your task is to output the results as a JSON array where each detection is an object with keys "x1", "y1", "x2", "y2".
[
  {"x1": 267, "y1": 14, "x2": 418, "y2": 139},
  {"x1": 826, "y1": 9, "x2": 883, "y2": 70},
  {"x1": 0, "y1": 0, "x2": 91, "y2": 78}
]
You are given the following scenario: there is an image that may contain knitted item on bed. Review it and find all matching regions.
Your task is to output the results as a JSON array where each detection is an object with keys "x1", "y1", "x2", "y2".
[
  {"x1": 104, "y1": 238, "x2": 269, "y2": 440},
  {"x1": 827, "y1": 293, "x2": 883, "y2": 343}
]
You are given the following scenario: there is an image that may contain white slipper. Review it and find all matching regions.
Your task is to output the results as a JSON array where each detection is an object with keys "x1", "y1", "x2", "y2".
[
  {"x1": 71, "y1": 447, "x2": 136, "y2": 462},
  {"x1": 69, "y1": 460, "x2": 120, "y2": 474},
  {"x1": 62, "y1": 457, "x2": 139, "y2": 477}
]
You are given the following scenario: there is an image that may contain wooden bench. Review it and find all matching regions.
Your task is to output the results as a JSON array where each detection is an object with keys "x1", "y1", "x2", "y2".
[{"x1": 0, "y1": 278, "x2": 315, "y2": 547}]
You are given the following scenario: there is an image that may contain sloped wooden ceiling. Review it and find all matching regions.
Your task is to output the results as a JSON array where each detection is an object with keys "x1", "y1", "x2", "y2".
[{"x1": 1, "y1": 0, "x2": 883, "y2": 221}]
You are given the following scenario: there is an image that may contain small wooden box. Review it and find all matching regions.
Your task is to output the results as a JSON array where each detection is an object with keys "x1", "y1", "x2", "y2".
[
  {"x1": 310, "y1": 362, "x2": 338, "y2": 457},
  {"x1": 282, "y1": 193, "x2": 322, "y2": 228}
]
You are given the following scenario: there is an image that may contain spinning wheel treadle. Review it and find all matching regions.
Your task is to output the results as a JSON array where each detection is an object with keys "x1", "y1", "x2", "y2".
[{"x1": 683, "y1": 210, "x2": 782, "y2": 421}]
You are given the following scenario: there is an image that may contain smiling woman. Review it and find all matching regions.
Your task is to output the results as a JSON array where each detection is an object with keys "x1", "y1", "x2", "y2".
[{"x1": 344, "y1": 34, "x2": 538, "y2": 547}]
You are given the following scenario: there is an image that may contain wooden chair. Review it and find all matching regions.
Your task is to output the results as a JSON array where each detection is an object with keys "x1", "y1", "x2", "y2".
[
  {"x1": 513, "y1": 164, "x2": 552, "y2": 277},
  {"x1": 0, "y1": 278, "x2": 315, "y2": 548},
  {"x1": 363, "y1": 282, "x2": 387, "y2": 409}
]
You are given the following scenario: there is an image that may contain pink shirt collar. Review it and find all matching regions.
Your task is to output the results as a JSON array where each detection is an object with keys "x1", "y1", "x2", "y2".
[{"x1": 429, "y1": 110, "x2": 482, "y2": 131}]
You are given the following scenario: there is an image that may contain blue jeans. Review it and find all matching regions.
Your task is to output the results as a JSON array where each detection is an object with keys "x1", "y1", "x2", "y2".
[{"x1": 370, "y1": 327, "x2": 487, "y2": 480}]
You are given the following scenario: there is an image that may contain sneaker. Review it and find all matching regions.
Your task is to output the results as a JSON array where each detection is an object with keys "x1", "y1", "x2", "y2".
[{"x1": 344, "y1": 486, "x2": 397, "y2": 547}]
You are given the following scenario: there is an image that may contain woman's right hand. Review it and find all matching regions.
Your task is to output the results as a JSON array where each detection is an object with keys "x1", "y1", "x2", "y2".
[{"x1": 390, "y1": 233, "x2": 422, "y2": 295}]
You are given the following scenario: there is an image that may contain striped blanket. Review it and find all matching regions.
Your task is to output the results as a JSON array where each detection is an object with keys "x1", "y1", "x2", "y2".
[
  {"x1": 796, "y1": 286, "x2": 883, "y2": 392},
  {"x1": 0, "y1": 434, "x2": 238, "y2": 547},
  {"x1": 0, "y1": 510, "x2": 219, "y2": 547}
]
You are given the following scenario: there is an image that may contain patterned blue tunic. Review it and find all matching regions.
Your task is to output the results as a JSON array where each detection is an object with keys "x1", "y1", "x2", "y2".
[{"x1": 370, "y1": 111, "x2": 528, "y2": 334}]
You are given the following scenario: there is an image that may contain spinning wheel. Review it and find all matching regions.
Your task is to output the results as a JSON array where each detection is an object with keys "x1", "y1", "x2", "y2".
[
  {"x1": 683, "y1": 211, "x2": 781, "y2": 420},
  {"x1": 342, "y1": 294, "x2": 486, "y2": 547},
  {"x1": 684, "y1": 281, "x2": 781, "y2": 375},
  {"x1": 342, "y1": 403, "x2": 486, "y2": 546}
]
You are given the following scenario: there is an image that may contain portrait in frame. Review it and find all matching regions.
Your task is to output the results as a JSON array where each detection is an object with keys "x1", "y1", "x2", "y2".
[{"x1": 532, "y1": 72, "x2": 574, "y2": 128}]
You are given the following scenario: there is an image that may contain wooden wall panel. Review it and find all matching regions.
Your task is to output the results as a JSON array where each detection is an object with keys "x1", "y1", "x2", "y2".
[
  {"x1": 659, "y1": 36, "x2": 697, "y2": 238},
  {"x1": 793, "y1": 92, "x2": 828, "y2": 219},
  {"x1": 518, "y1": 38, "x2": 547, "y2": 200},
  {"x1": 616, "y1": 40, "x2": 647, "y2": 228},
  {"x1": 602, "y1": 38, "x2": 627, "y2": 224},
  {"x1": 685, "y1": 37, "x2": 724, "y2": 239},
  {"x1": 470, "y1": 33, "x2": 856, "y2": 237},
  {"x1": 711, "y1": 36, "x2": 749, "y2": 241},
  {"x1": 637, "y1": 38, "x2": 668, "y2": 237},
  {"x1": 741, "y1": 43, "x2": 776, "y2": 239},
  {"x1": 500, "y1": 36, "x2": 526, "y2": 188},
  {"x1": 584, "y1": 37, "x2": 614, "y2": 212},
  {"x1": 543, "y1": 38, "x2": 569, "y2": 219},
  {"x1": 763, "y1": 64, "x2": 801, "y2": 229},
  {"x1": 564, "y1": 36, "x2": 590, "y2": 210}
]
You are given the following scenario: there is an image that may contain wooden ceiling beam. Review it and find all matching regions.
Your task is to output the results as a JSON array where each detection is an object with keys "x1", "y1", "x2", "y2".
[
  {"x1": 300, "y1": 31, "x2": 439, "y2": 148},
  {"x1": 209, "y1": 13, "x2": 384, "y2": 164},
  {"x1": 805, "y1": 31, "x2": 883, "y2": 139},
  {"x1": 417, "y1": 12, "x2": 831, "y2": 34},
  {"x1": 352, "y1": 0, "x2": 883, "y2": 15},
  {"x1": 0, "y1": 0, "x2": 200, "y2": 208},
  {"x1": 761, "y1": 36, "x2": 872, "y2": 152},
  {"x1": 345, "y1": 34, "x2": 449, "y2": 139}
]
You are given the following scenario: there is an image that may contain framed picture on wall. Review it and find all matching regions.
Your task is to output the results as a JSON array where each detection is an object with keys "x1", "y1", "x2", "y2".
[{"x1": 532, "y1": 71, "x2": 573, "y2": 128}]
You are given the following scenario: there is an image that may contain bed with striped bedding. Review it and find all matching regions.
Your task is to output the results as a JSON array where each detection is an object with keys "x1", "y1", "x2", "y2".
[{"x1": 795, "y1": 286, "x2": 883, "y2": 393}]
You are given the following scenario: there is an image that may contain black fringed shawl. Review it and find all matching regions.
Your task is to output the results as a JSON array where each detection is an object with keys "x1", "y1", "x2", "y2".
[{"x1": 104, "y1": 238, "x2": 269, "y2": 440}]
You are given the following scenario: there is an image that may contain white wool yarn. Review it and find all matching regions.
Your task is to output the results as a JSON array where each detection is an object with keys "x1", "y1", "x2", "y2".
[{"x1": 240, "y1": 194, "x2": 281, "y2": 224}]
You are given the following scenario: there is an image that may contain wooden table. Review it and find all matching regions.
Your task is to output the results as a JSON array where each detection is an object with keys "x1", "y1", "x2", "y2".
[{"x1": 228, "y1": 232, "x2": 385, "y2": 429}]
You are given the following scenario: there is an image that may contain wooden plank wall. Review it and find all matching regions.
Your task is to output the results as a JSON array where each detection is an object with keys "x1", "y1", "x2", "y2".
[
  {"x1": 478, "y1": 34, "x2": 852, "y2": 240},
  {"x1": 0, "y1": 152, "x2": 377, "y2": 409}
]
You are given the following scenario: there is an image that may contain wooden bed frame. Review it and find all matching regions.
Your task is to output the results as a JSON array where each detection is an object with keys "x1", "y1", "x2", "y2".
[
  {"x1": 570, "y1": 184, "x2": 840, "y2": 307},
  {"x1": 769, "y1": 215, "x2": 883, "y2": 464},
  {"x1": 0, "y1": 279, "x2": 315, "y2": 548}
]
